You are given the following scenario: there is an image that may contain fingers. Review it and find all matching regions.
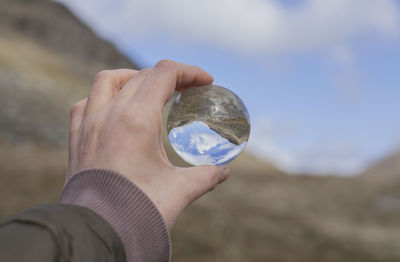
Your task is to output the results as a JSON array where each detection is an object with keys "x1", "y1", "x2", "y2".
[
  {"x1": 114, "y1": 68, "x2": 152, "y2": 104},
  {"x1": 68, "y1": 98, "x2": 87, "y2": 180},
  {"x1": 133, "y1": 60, "x2": 213, "y2": 111},
  {"x1": 69, "y1": 98, "x2": 87, "y2": 136},
  {"x1": 85, "y1": 69, "x2": 138, "y2": 118},
  {"x1": 178, "y1": 165, "x2": 231, "y2": 204}
]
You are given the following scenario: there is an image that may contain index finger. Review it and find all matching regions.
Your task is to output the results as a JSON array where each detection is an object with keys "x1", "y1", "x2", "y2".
[
  {"x1": 133, "y1": 60, "x2": 213, "y2": 110},
  {"x1": 85, "y1": 69, "x2": 138, "y2": 118}
]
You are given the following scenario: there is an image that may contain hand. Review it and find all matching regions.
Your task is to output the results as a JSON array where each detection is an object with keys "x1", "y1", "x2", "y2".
[{"x1": 67, "y1": 60, "x2": 231, "y2": 229}]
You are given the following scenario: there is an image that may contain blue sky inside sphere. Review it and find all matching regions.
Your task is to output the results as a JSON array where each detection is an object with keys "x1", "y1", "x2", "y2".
[
  {"x1": 169, "y1": 121, "x2": 246, "y2": 166},
  {"x1": 58, "y1": 0, "x2": 400, "y2": 175}
]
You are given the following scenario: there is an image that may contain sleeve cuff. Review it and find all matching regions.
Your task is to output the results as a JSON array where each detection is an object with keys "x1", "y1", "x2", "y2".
[{"x1": 59, "y1": 168, "x2": 171, "y2": 262}]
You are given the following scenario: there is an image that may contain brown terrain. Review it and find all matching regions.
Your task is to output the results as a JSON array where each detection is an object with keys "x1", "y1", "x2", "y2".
[
  {"x1": 1, "y1": 1, "x2": 400, "y2": 261},
  {"x1": 166, "y1": 85, "x2": 250, "y2": 146},
  {"x1": 362, "y1": 150, "x2": 400, "y2": 181}
]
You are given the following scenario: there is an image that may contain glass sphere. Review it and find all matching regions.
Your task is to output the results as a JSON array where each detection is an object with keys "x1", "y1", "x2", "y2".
[{"x1": 166, "y1": 84, "x2": 250, "y2": 166}]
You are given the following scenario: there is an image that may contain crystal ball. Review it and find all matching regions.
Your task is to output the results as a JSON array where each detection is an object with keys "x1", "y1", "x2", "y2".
[{"x1": 166, "y1": 84, "x2": 250, "y2": 166}]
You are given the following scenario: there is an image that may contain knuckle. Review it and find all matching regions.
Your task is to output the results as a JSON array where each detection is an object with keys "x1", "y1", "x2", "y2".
[
  {"x1": 192, "y1": 65, "x2": 202, "y2": 71},
  {"x1": 206, "y1": 171, "x2": 219, "y2": 188},
  {"x1": 180, "y1": 168, "x2": 219, "y2": 202},
  {"x1": 94, "y1": 70, "x2": 112, "y2": 83},
  {"x1": 122, "y1": 68, "x2": 138, "y2": 74},
  {"x1": 139, "y1": 68, "x2": 152, "y2": 74},
  {"x1": 70, "y1": 99, "x2": 85, "y2": 117},
  {"x1": 155, "y1": 59, "x2": 175, "y2": 70},
  {"x1": 195, "y1": 166, "x2": 219, "y2": 186},
  {"x1": 70, "y1": 105, "x2": 79, "y2": 118}
]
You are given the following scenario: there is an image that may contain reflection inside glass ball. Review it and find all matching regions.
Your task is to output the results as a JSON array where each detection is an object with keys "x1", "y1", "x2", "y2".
[{"x1": 166, "y1": 84, "x2": 250, "y2": 166}]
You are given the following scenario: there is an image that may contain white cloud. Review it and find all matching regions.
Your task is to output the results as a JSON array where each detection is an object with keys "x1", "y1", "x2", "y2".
[
  {"x1": 190, "y1": 132, "x2": 225, "y2": 153},
  {"x1": 172, "y1": 139, "x2": 245, "y2": 166},
  {"x1": 170, "y1": 142, "x2": 186, "y2": 153},
  {"x1": 57, "y1": 0, "x2": 399, "y2": 54},
  {"x1": 246, "y1": 116, "x2": 369, "y2": 175},
  {"x1": 172, "y1": 144, "x2": 216, "y2": 165},
  {"x1": 170, "y1": 126, "x2": 185, "y2": 138},
  {"x1": 170, "y1": 121, "x2": 246, "y2": 165}
]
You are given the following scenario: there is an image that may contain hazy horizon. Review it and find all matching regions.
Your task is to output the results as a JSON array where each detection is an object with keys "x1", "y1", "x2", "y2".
[{"x1": 57, "y1": 0, "x2": 400, "y2": 175}]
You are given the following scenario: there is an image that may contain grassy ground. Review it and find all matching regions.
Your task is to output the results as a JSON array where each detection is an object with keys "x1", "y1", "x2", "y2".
[
  {"x1": 1, "y1": 146, "x2": 400, "y2": 262},
  {"x1": 0, "y1": 147, "x2": 66, "y2": 218}
]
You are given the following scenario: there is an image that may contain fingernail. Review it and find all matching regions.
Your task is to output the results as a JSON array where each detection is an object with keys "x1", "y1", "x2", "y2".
[{"x1": 218, "y1": 166, "x2": 230, "y2": 182}]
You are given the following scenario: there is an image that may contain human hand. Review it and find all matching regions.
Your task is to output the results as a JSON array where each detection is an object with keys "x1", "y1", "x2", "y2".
[{"x1": 67, "y1": 60, "x2": 231, "y2": 229}]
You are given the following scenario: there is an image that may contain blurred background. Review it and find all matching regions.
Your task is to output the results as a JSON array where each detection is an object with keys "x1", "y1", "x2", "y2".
[{"x1": 1, "y1": 0, "x2": 400, "y2": 261}]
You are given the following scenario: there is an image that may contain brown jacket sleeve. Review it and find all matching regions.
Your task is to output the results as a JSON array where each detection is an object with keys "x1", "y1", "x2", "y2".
[
  {"x1": 0, "y1": 169, "x2": 171, "y2": 262},
  {"x1": 60, "y1": 169, "x2": 171, "y2": 262},
  {"x1": 0, "y1": 203, "x2": 125, "y2": 262}
]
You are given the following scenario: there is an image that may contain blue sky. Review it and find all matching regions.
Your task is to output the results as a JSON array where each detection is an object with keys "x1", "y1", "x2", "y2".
[
  {"x1": 169, "y1": 121, "x2": 246, "y2": 166},
  {"x1": 58, "y1": 0, "x2": 400, "y2": 175}
]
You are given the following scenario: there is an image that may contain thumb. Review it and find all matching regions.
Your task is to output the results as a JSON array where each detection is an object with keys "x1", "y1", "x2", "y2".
[{"x1": 180, "y1": 165, "x2": 231, "y2": 203}]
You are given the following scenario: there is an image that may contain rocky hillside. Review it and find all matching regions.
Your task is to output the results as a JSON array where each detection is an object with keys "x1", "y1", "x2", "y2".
[
  {"x1": 0, "y1": 0, "x2": 137, "y2": 147},
  {"x1": 362, "y1": 150, "x2": 400, "y2": 181}
]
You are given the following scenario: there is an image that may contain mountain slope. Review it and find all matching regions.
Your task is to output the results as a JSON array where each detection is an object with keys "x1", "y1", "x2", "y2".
[
  {"x1": 0, "y1": 0, "x2": 137, "y2": 146},
  {"x1": 362, "y1": 150, "x2": 400, "y2": 180}
]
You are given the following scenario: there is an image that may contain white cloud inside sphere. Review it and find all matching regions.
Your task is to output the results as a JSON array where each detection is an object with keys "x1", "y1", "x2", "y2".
[{"x1": 190, "y1": 132, "x2": 225, "y2": 154}]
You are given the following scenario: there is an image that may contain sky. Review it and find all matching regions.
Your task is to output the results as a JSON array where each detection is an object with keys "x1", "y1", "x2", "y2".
[
  {"x1": 169, "y1": 121, "x2": 246, "y2": 166},
  {"x1": 57, "y1": 0, "x2": 400, "y2": 175}
]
